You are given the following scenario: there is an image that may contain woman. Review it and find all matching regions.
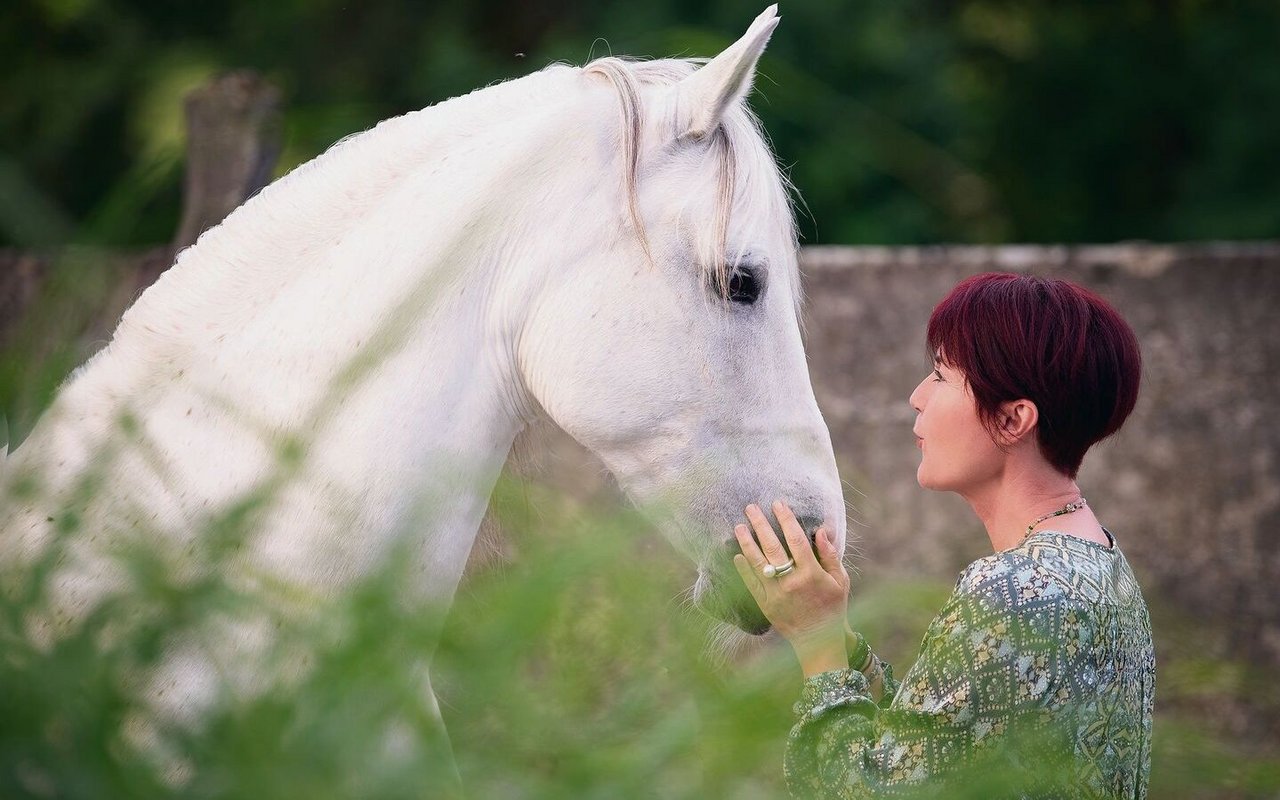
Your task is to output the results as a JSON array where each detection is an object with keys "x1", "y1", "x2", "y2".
[{"x1": 733, "y1": 273, "x2": 1155, "y2": 798}]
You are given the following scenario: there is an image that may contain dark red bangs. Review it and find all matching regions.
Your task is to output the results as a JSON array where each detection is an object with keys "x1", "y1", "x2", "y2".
[{"x1": 925, "y1": 272, "x2": 1141, "y2": 478}]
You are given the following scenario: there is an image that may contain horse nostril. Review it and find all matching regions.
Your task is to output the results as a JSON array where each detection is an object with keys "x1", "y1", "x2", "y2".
[
  {"x1": 724, "y1": 513, "x2": 826, "y2": 559},
  {"x1": 794, "y1": 514, "x2": 824, "y2": 547}
]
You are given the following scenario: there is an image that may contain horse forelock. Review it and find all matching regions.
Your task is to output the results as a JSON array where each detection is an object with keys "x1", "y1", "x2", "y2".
[{"x1": 581, "y1": 56, "x2": 801, "y2": 311}]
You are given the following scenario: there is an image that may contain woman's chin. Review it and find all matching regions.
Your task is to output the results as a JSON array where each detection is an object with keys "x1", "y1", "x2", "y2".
[{"x1": 916, "y1": 471, "x2": 952, "y2": 493}]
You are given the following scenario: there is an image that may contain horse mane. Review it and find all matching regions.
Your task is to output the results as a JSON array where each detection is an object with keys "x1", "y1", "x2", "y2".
[
  {"x1": 104, "y1": 56, "x2": 798, "y2": 373},
  {"x1": 581, "y1": 57, "x2": 801, "y2": 308}
]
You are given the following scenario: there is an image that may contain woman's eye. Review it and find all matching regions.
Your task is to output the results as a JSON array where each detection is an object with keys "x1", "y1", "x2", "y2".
[
  {"x1": 932, "y1": 369, "x2": 944, "y2": 382},
  {"x1": 727, "y1": 267, "x2": 761, "y2": 305}
]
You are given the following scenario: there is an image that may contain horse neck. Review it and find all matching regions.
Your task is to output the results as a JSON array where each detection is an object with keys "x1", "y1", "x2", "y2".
[{"x1": 29, "y1": 69, "x2": 593, "y2": 599}]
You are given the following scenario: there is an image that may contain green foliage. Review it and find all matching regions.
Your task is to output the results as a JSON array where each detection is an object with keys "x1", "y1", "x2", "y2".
[
  {"x1": 0, "y1": 247, "x2": 132, "y2": 438},
  {"x1": 2, "y1": 0, "x2": 1278, "y2": 247},
  {"x1": 3, "y1": 433, "x2": 1279, "y2": 797},
  {"x1": 1, "y1": 4, "x2": 1279, "y2": 793}
]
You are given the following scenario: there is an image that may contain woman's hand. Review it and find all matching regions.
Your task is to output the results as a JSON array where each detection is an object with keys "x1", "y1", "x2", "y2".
[{"x1": 732, "y1": 501, "x2": 852, "y2": 677}]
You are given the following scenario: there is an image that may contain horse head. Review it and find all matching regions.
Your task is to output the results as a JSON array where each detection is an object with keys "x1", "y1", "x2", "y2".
[{"x1": 514, "y1": 6, "x2": 845, "y2": 634}]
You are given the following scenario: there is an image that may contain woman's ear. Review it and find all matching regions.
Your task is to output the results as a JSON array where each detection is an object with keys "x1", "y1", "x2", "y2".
[{"x1": 997, "y1": 398, "x2": 1039, "y2": 445}]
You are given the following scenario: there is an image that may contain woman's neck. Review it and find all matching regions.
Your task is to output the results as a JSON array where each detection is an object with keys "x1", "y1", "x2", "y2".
[{"x1": 962, "y1": 467, "x2": 1099, "y2": 552}]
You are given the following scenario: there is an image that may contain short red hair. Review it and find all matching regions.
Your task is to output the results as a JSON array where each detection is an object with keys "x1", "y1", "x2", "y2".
[{"x1": 926, "y1": 272, "x2": 1142, "y2": 478}]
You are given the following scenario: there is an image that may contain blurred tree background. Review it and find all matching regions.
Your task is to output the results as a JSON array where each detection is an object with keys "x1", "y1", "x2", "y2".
[
  {"x1": 2, "y1": 0, "x2": 1278, "y2": 250},
  {"x1": 2, "y1": 3, "x2": 1280, "y2": 797}
]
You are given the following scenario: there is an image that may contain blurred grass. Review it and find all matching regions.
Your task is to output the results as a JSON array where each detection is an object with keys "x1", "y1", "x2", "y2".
[{"x1": 3, "y1": 445, "x2": 1279, "y2": 797}]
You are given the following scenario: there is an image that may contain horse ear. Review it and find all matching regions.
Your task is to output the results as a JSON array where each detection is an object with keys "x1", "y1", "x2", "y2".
[{"x1": 673, "y1": 5, "x2": 780, "y2": 141}]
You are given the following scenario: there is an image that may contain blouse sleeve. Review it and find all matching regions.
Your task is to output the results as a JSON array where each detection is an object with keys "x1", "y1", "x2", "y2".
[{"x1": 783, "y1": 554, "x2": 1075, "y2": 799}]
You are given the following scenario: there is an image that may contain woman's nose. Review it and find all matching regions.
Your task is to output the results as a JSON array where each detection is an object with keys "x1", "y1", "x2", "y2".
[{"x1": 908, "y1": 376, "x2": 927, "y2": 412}]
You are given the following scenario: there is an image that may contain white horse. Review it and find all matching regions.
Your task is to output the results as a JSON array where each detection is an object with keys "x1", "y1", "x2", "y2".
[{"x1": 3, "y1": 2, "x2": 841, "y2": 767}]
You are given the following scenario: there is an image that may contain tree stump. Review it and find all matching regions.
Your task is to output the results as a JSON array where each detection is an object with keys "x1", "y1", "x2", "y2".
[{"x1": 171, "y1": 70, "x2": 282, "y2": 252}]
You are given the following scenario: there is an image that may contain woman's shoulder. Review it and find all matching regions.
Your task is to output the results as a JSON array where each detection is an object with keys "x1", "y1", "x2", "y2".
[
  {"x1": 917, "y1": 551, "x2": 1067, "y2": 650},
  {"x1": 955, "y1": 531, "x2": 1141, "y2": 609},
  {"x1": 924, "y1": 550, "x2": 1078, "y2": 648},
  {"x1": 953, "y1": 548, "x2": 1069, "y2": 611}
]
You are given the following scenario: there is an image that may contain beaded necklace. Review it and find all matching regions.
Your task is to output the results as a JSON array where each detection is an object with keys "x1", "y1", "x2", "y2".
[{"x1": 1024, "y1": 497, "x2": 1087, "y2": 539}]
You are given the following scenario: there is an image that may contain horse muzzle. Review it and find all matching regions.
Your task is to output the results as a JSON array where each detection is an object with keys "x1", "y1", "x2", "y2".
[{"x1": 695, "y1": 506, "x2": 834, "y2": 635}]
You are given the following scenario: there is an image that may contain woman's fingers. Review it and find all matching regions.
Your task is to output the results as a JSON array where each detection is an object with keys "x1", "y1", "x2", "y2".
[
  {"x1": 733, "y1": 523, "x2": 774, "y2": 601},
  {"x1": 732, "y1": 554, "x2": 765, "y2": 601},
  {"x1": 772, "y1": 501, "x2": 819, "y2": 571},
  {"x1": 744, "y1": 504, "x2": 790, "y2": 567},
  {"x1": 733, "y1": 523, "x2": 766, "y2": 569},
  {"x1": 733, "y1": 508, "x2": 852, "y2": 644},
  {"x1": 814, "y1": 527, "x2": 847, "y2": 581}
]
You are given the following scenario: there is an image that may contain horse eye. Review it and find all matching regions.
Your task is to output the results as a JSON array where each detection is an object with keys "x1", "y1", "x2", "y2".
[{"x1": 727, "y1": 267, "x2": 761, "y2": 305}]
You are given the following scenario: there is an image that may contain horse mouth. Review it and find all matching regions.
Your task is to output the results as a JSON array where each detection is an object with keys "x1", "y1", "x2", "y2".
[
  {"x1": 696, "y1": 570, "x2": 771, "y2": 635},
  {"x1": 729, "y1": 606, "x2": 772, "y2": 636}
]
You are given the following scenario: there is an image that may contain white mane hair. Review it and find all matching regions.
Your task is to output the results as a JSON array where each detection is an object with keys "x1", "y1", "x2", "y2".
[
  {"x1": 582, "y1": 56, "x2": 802, "y2": 308},
  {"x1": 91, "y1": 55, "x2": 802, "y2": 390},
  {"x1": 108, "y1": 65, "x2": 590, "y2": 369}
]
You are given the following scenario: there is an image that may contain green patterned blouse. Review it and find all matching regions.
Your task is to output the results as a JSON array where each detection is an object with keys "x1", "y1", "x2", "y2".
[{"x1": 786, "y1": 530, "x2": 1155, "y2": 799}]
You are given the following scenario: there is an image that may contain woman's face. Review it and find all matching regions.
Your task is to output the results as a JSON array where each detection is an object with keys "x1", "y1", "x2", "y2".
[{"x1": 908, "y1": 358, "x2": 1005, "y2": 494}]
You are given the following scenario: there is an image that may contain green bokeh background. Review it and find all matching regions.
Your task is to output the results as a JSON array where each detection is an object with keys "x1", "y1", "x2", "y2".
[
  {"x1": 3, "y1": 0, "x2": 1278, "y2": 248},
  {"x1": 2, "y1": 2, "x2": 1279, "y2": 797}
]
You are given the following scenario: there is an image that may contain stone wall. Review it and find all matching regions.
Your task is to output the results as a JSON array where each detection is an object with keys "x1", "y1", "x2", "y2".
[
  {"x1": 7, "y1": 236, "x2": 1276, "y2": 726},
  {"x1": 491, "y1": 242, "x2": 1280, "y2": 680}
]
